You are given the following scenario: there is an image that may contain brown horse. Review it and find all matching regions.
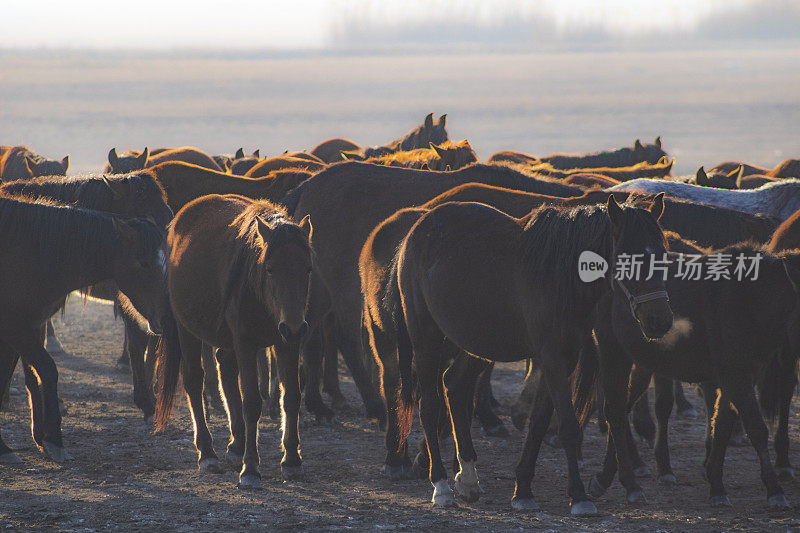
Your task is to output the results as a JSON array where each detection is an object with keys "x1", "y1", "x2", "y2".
[
  {"x1": 106, "y1": 146, "x2": 223, "y2": 174},
  {"x1": 0, "y1": 172, "x2": 174, "y2": 421},
  {"x1": 768, "y1": 158, "x2": 800, "y2": 179},
  {"x1": 563, "y1": 173, "x2": 620, "y2": 188},
  {"x1": 0, "y1": 195, "x2": 173, "y2": 464},
  {"x1": 244, "y1": 156, "x2": 325, "y2": 178},
  {"x1": 229, "y1": 148, "x2": 262, "y2": 175},
  {"x1": 147, "y1": 162, "x2": 310, "y2": 213},
  {"x1": 358, "y1": 140, "x2": 478, "y2": 171},
  {"x1": 506, "y1": 157, "x2": 673, "y2": 181},
  {"x1": 362, "y1": 113, "x2": 448, "y2": 158},
  {"x1": 487, "y1": 150, "x2": 541, "y2": 166},
  {"x1": 580, "y1": 240, "x2": 800, "y2": 509},
  {"x1": 155, "y1": 194, "x2": 312, "y2": 487},
  {"x1": 537, "y1": 137, "x2": 667, "y2": 169},
  {"x1": 311, "y1": 138, "x2": 362, "y2": 164},
  {"x1": 393, "y1": 197, "x2": 672, "y2": 512},
  {"x1": 282, "y1": 162, "x2": 583, "y2": 424},
  {"x1": 0, "y1": 146, "x2": 69, "y2": 181}
]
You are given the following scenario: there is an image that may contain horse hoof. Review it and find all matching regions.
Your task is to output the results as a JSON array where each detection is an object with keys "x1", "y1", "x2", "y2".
[
  {"x1": 511, "y1": 497, "x2": 540, "y2": 512},
  {"x1": 570, "y1": 499, "x2": 599, "y2": 516},
  {"x1": 627, "y1": 489, "x2": 647, "y2": 505},
  {"x1": 454, "y1": 479, "x2": 481, "y2": 503},
  {"x1": 658, "y1": 473, "x2": 677, "y2": 486},
  {"x1": 768, "y1": 494, "x2": 790, "y2": 509},
  {"x1": 431, "y1": 480, "x2": 456, "y2": 507},
  {"x1": 775, "y1": 467, "x2": 795, "y2": 482},
  {"x1": 634, "y1": 465, "x2": 651, "y2": 478},
  {"x1": 678, "y1": 407, "x2": 698, "y2": 419},
  {"x1": 199, "y1": 458, "x2": 223, "y2": 474},
  {"x1": 710, "y1": 495, "x2": 732, "y2": 507},
  {"x1": 281, "y1": 464, "x2": 304, "y2": 481},
  {"x1": 588, "y1": 475, "x2": 607, "y2": 498},
  {"x1": 226, "y1": 451, "x2": 243, "y2": 467},
  {"x1": 42, "y1": 442, "x2": 73, "y2": 463},
  {"x1": 0, "y1": 452, "x2": 22, "y2": 464},
  {"x1": 381, "y1": 464, "x2": 415, "y2": 481},
  {"x1": 483, "y1": 424, "x2": 509, "y2": 438},
  {"x1": 238, "y1": 473, "x2": 262, "y2": 489}
]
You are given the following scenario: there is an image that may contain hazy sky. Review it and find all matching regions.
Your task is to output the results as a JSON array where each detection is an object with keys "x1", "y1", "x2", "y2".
[{"x1": 1, "y1": 0, "x2": 767, "y2": 50}]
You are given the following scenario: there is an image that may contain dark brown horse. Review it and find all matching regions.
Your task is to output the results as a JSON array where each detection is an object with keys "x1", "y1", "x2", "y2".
[
  {"x1": 229, "y1": 148, "x2": 262, "y2": 175},
  {"x1": 580, "y1": 241, "x2": 800, "y2": 509},
  {"x1": 106, "y1": 146, "x2": 223, "y2": 174},
  {"x1": 156, "y1": 194, "x2": 312, "y2": 487},
  {"x1": 537, "y1": 137, "x2": 667, "y2": 169},
  {"x1": 0, "y1": 172, "x2": 174, "y2": 421},
  {"x1": 0, "y1": 195, "x2": 173, "y2": 464},
  {"x1": 362, "y1": 113, "x2": 448, "y2": 158},
  {"x1": 282, "y1": 162, "x2": 583, "y2": 425},
  {"x1": 244, "y1": 156, "x2": 325, "y2": 178},
  {"x1": 393, "y1": 196, "x2": 672, "y2": 512},
  {"x1": 0, "y1": 146, "x2": 69, "y2": 181},
  {"x1": 522, "y1": 157, "x2": 674, "y2": 182}
]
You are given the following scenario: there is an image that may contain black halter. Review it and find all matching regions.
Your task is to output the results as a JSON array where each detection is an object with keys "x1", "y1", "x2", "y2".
[{"x1": 614, "y1": 277, "x2": 669, "y2": 317}]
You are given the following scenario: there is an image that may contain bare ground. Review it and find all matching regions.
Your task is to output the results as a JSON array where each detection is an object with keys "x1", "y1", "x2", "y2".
[{"x1": 1, "y1": 298, "x2": 799, "y2": 532}]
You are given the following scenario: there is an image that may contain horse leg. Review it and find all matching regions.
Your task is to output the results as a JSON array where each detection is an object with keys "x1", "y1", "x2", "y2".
[
  {"x1": 444, "y1": 353, "x2": 487, "y2": 503},
  {"x1": 540, "y1": 343, "x2": 595, "y2": 515},
  {"x1": 114, "y1": 302, "x2": 131, "y2": 372},
  {"x1": 0, "y1": 344, "x2": 22, "y2": 463},
  {"x1": 512, "y1": 368, "x2": 552, "y2": 511},
  {"x1": 673, "y1": 380, "x2": 697, "y2": 418},
  {"x1": 201, "y1": 343, "x2": 224, "y2": 412},
  {"x1": 123, "y1": 316, "x2": 155, "y2": 423},
  {"x1": 322, "y1": 314, "x2": 348, "y2": 409},
  {"x1": 300, "y1": 322, "x2": 334, "y2": 423},
  {"x1": 774, "y1": 362, "x2": 796, "y2": 481},
  {"x1": 698, "y1": 381, "x2": 717, "y2": 467},
  {"x1": 474, "y1": 363, "x2": 507, "y2": 437},
  {"x1": 216, "y1": 348, "x2": 244, "y2": 465},
  {"x1": 13, "y1": 331, "x2": 70, "y2": 463},
  {"x1": 631, "y1": 380, "x2": 655, "y2": 449},
  {"x1": 266, "y1": 348, "x2": 280, "y2": 419},
  {"x1": 232, "y1": 341, "x2": 264, "y2": 488},
  {"x1": 257, "y1": 348, "x2": 270, "y2": 416},
  {"x1": 627, "y1": 365, "x2": 653, "y2": 477},
  {"x1": 275, "y1": 343, "x2": 303, "y2": 481},
  {"x1": 44, "y1": 318, "x2": 67, "y2": 356},
  {"x1": 334, "y1": 300, "x2": 385, "y2": 423},
  {"x1": 653, "y1": 374, "x2": 676, "y2": 485},
  {"x1": 727, "y1": 382, "x2": 788, "y2": 508},
  {"x1": 511, "y1": 359, "x2": 537, "y2": 431},
  {"x1": 175, "y1": 325, "x2": 219, "y2": 472},
  {"x1": 704, "y1": 388, "x2": 736, "y2": 506}
]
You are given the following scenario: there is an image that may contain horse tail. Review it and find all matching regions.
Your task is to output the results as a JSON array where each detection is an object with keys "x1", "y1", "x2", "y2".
[
  {"x1": 154, "y1": 310, "x2": 182, "y2": 433},
  {"x1": 385, "y1": 259, "x2": 415, "y2": 451},
  {"x1": 572, "y1": 332, "x2": 599, "y2": 428}
]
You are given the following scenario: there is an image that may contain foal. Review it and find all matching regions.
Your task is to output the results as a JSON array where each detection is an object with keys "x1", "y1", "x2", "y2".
[
  {"x1": 156, "y1": 194, "x2": 312, "y2": 488},
  {"x1": 0, "y1": 196, "x2": 171, "y2": 463},
  {"x1": 394, "y1": 195, "x2": 672, "y2": 513}
]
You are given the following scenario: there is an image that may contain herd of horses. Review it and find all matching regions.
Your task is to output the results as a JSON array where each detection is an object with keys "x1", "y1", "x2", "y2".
[{"x1": 1, "y1": 112, "x2": 799, "y2": 516}]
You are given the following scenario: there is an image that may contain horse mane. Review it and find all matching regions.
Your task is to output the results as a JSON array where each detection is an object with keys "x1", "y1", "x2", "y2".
[
  {"x1": 0, "y1": 146, "x2": 34, "y2": 177},
  {"x1": 219, "y1": 200, "x2": 310, "y2": 321},
  {"x1": 0, "y1": 172, "x2": 167, "y2": 212},
  {"x1": 521, "y1": 201, "x2": 665, "y2": 329},
  {"x1": 0, "y1": 195, "x2": 163, "y2": 275}
]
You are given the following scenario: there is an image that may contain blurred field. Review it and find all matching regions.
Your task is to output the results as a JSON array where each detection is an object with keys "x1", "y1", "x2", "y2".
[{"x1": 2, "y1": 46, "x2": 799, "y2": 176}]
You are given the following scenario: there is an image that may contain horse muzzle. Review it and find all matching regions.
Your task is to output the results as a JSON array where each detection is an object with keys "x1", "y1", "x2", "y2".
[{"x1": 279, "y1": 320, "x2": 309, "y2": 345}]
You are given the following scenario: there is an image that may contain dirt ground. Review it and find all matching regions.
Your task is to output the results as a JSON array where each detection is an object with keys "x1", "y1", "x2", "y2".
[{"x1": 1, "y1": 298, "x2": 799, "y2": 532}]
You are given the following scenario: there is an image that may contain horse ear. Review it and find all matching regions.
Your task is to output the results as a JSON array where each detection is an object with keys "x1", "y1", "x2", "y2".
[
  {"x1": 101, "y1": 175, "x2": 125, "y2": 200},
  {"x1": 438, "y1": 114, "x2": 447, "y2": 127},
  {"x1": 696, "y1": 166, "x2": 709, "y2": 186},
  {"x1": 665, "y1": 159, "x2": 674, "y2": 174},
  {"x1": 108, "y1": 147, "x2": 119, "y2": 166},
  {"x1": 655, "y1": 136, "x2": 662, "y2": 149},
  {"x1": 607, "y1": 194, "x2": 624, "y2": 227},
  {"x1": 23, "y1": 156, "x2": 35, "y2": 177},
  {"x1": 649, "y1": 192, "x2": 665, "y2": 221},
  {"x1": 235, "y1": 148, "x2": 245, "y2": 159},
  {"x1": 424, "y1": 112, "x2": 434, "y2": 129},
  {"x1": 783, "y1": 259, "x2": 800, "y2": 294},
  {"x1": 658, "y1": 156, "x2": 668, "y2": 165},
  {"x1": 138, "y1": 147, "x2": 149, "y2": 167},
  {"x1": 298, "y1": 214, "x2": 313, "y2": 241},
  {"x1": 252, "y1": 149, "x2": 260, "y2": 158},
  {"x1": 735, "y1": 165, "x2": 745, "y2": 188},
  {"x1": 430, "y1": 142, "x2": 446, "y2": 158},
  {"x1": 283, "y1": 149, "x2": 289, "y2": 155},
  {"x1": 61, "y1": 155, "x2": 69, "y2": 172},
  {"x1": 634, "y1": 139, "x2": 644, "y2": 152},
  {"x1": 255, "y1": 215, "x2": 274, "y2": 238}
]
